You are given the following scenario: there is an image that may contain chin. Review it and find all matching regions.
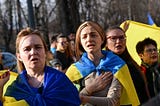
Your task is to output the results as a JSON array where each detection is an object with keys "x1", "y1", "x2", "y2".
[{"x1": 114, "y1": 51, "x2": 122, "y2": 55}]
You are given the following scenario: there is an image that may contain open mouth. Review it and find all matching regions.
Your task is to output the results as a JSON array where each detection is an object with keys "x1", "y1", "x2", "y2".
[
  {"x1": 87, "y1": 44, "x2": 95, "y2": 47},
  {"x1": 151, "y1": 55, "x2": 158, "y2": 59},
  {"x1": 31, "y1": 58, "x2": 38, "y2": 62},
  {"x1": 115, "y1": 45, "x2": 122, "y2": 49}
]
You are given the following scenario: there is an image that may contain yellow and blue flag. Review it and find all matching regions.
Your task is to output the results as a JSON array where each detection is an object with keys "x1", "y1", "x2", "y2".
[
  {"x1": 120, "y1": 20, "x2": 160, "y2": 65},
  {"x1": 66, "y1": 50, "x2": 140, "y2": 106}
]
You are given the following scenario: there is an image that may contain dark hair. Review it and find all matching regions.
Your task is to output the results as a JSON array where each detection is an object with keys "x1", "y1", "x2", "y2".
[
  {"x1": 136, "y1": 37, "x2": 157, "y2": 54},
  {"x1": 56, "y1": 33, "x2": 68, "y2": 42},
  {"x1": 50, "y1": 34, "x2": 58, "y2": 43},
  {"x1": 106, "y1": 26, "x2": 125, "y2": 36}
]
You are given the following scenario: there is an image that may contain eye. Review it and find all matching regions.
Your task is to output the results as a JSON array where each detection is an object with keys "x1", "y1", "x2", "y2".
[
  {"x1": 91, "y1": 34, "x2": 97, "y2": 38},
  {"x1": 23, "y1": 47, "x2": 31, "y2": 51},
  {"x1": 35, "y1": 45, "x2": 43, "y2": 50},
  {"x1": 119, "y1": 36, "x2": 126, "y2": 40},
  {"x1": 111, "y1": 37, "x2": 116, "y2": 40},
  {"x1": 81, "y1": 34, "x2": 87, "y2": 39}
]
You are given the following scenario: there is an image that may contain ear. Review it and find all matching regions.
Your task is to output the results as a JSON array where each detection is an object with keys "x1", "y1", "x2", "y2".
[
  {"x1": 138, "y1": 53, "x2": 143, "y2": 59},
  {"x1": 16, "y1": 53, "x2": 22, "y2": 62}
]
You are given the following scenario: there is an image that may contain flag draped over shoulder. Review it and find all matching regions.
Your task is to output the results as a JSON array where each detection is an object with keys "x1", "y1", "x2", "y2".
[
  {"x1": 120, "y1": 20, "x2": 160, "y2": 65},
  {"x1": 66, "y1": 50, "x2": 140, "y2": 106},
  {"x1": 147, "y1": 12, "x2": 157, "y2": 26},
  {"x1": 5, "y1": 66, "x2": 80, "y2": 106}
]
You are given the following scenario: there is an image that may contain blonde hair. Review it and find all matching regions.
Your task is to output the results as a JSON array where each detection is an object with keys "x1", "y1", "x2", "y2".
[
  {"x1": 75, "y1": 21, "x2": 106, "y2": 60},
  {"x1": 16, "y1": 27, "x2": 48, "y2": 73}
]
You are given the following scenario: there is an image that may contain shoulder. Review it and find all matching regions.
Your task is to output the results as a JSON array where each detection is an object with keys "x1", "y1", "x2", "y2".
[
  {"x1": 66, "y1": 64, "x2": 82, "y2": 82},
  {"x1": 44, "y1": 66, "x2": 72, "y2": 83},
  {"x1": 45, "y1": 66, "x2": 65, "y2": 77},
  {"x1": 102, "y1": 50, "x2": 125, "y2": 64}
]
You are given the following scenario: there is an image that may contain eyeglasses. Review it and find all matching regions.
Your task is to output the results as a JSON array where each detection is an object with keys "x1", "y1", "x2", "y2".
[
  {"x1": 107, "y1": 36, "x2": 126, "y2": 42},
  {"x1": 144, "y1": 48, "x2": 158, "y2": 53}
]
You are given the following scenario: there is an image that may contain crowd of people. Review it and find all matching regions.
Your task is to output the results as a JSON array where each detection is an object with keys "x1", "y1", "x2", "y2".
[{"x1": 0, "y1": 20, "x2": 160, "y2": 106}]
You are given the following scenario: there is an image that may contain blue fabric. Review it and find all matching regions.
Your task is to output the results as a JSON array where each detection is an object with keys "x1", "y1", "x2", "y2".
[
  {"x1": 50, "y1": 48, "x2": 56, "y2": 54},
  {"x1": 0, "y1": 101, "x2": 2, "y2": 106},
  {"x1": 75, "y1": 50, "x2": 126, "y2": 77},
  {"x1": 5, "y1": 66, "x2": 80, "y2": 106},
  {"x1": 147, "y1": 12, "x2": 155, "y2": 26}
]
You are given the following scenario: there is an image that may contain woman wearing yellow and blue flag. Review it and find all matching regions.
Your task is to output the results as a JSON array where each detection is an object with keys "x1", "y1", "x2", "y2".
[
  {"x1": 0, "y1": 28, "x2": 80, "y2": 106},
  {"x1": 66, "y1": 21, "x2": 140, "y2": 106}
]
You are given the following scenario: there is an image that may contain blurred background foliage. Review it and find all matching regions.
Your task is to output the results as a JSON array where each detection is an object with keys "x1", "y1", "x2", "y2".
[{"x1": 0, "y1": 0, "x2": 160, "y2": 53}]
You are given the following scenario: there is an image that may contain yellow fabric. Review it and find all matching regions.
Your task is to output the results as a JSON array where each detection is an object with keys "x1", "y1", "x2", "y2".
[
  {"x1": 66, "y1": 64, "x2": 82, "y2": 82},
  {"x1": 120, "y1": 20, "x2": 160, "y2": 65},
  {"x1": 3, "y1": 96, "x2": 29, "y2": 106},
  {"x1": 2, "y1": 70, "x2": 18, "y2": 95},
  {"x1": 66, "y1": 64, "x2": 140, "y2": 106},
  {"x1": 0, "y1": 70, "x2": 27, "y2": 105},
  {"x1": 114, "y1": 64, "x2": 140, "y2": 106}
]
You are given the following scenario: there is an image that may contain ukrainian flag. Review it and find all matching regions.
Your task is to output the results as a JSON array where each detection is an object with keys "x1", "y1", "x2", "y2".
[
  {"x1": 147, "y1": 12, "x2": 157, "y2": 26},
  {"x1": 120, "y1": 20, "x2": 160, "y2": 65},
  {"x1": 66, "y1": 50, "x2": 140, "y2": 106}
]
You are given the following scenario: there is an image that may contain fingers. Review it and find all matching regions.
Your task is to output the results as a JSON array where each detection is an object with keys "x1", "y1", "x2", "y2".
[
  {"x1": 100, "y1": 72, "x2": 113, "y2": 80},
  {"x1": 98, "y1": 72, "x2": 113, "y2": 87}
]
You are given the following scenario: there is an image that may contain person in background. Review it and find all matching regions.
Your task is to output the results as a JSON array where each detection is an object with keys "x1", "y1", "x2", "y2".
[
  {"x1": 66, "y1": 21, "x2": 140, "y2": 106},
  {"x1": 54, "y1": 34, "x2": 74, "y2": 72},
  {"x1": 69, "y1": 39, "x2": 76, "y2": 62},
  {"x1": 136, "y1": 37, "x2": 160, "y2": 98},
  {"x1": 68, "y1": 33, "x2": 76, "y2": 41},
  {"x1": 49, "y1": 58, "x2": 63, "y2": 73},
  {"x1": 46, "y1": 51, "x2": 54, "y2": 66},
  {"x1": 105, "y1": 26, "x2": 150, "y2": 104},
  {"x1": 0, "y1": 27, "x2": 80, "y2": 106},
  {"x1": 50, "y1": 34, "x2": 58, "y2": 54}
]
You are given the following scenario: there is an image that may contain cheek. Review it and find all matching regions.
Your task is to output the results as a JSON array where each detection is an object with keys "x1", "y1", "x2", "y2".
[
  {"x1": 81, "y1": 41, "x2": 86, "y2": 47},
  {"x1": 18, "y1": 54, "x2": 29, "y2": 63},
  {"x1": 107, "y1": 42, "x2": 114, "y2": 49}
]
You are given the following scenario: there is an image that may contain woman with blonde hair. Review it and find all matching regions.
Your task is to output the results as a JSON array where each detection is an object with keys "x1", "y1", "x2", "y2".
[
  {"x1": 66, "y1": 21, "x2": 139, "y2": 106},
  {"x1": 0, "y1": 28, "x2": 80, "y2": 106}
]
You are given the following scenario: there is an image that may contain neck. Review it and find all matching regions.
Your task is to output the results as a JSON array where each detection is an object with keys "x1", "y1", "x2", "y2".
[
  {"x1": 27, "y1": 73, "x2": 44, "y2": 88},
  {"x1": 26, "y1": 69, "x2": 44, "y2": 78},
  {"x1": 88, "y1": 51, "x2": 104, "y2": 66}
]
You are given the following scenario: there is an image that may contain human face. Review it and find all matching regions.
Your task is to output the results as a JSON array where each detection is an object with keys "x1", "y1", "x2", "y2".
[
  {"x1": 56, "y1": 38, "x2": 68, "y2": 51},
  {"x1": 70, "y1": 40, "x2": 75, "y2": 52},
  {"x1": 80, "y1": 26, "x2": 103, "y2": 54},
  {"x1": 106, "y1": 29, "x2": 126, "y2": 55},
  {"x1": 17, "y1": 34, "x2": 46, "y2": 71},
  {"x1": 140, "y1": 44, "x2": 158, "y2": 65}
]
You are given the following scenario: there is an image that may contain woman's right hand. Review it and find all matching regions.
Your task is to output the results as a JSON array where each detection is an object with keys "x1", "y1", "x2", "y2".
[{"x1": 85, "y1": 72, "x2": 113, "y2": 95}]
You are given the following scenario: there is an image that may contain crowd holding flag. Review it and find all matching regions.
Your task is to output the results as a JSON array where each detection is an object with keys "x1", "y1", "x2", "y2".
[{"x1": 120, "y1": 20, "x2": 160, "y2": 65}]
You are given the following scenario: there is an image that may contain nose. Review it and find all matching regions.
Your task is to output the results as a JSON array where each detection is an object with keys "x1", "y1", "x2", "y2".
[
  {"x1": 115, "y1": 38, "x2": 121, "y2": 43},
  {"x1": 86, "y1": 34, "x2": 92, "y2": 41},
  {"x1": 30, "y1": 48, "x2": 37, "y2": 55}
]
